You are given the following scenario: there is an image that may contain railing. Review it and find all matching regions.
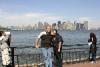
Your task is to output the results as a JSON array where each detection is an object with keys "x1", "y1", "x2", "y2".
[
  {"x1": 10, "y1": 46, "x2": 46, "y2": 67},
  {"x1": 0, "y1": 43, "x2": 100, "y2": 67}
]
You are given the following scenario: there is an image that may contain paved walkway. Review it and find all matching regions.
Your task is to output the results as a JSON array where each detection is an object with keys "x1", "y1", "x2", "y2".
[
  {"x1": 15, "y1": 61, "x2": 100, "y2": 67},
  {"x1": 63, "y1": 61, "x2": 100, "y2": 67}
]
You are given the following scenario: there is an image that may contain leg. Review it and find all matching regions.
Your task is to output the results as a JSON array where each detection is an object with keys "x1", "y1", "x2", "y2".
[
  {"x1": 41, "y1": 48, "x2": 49, "y2": 67},
  {"x1": 89, "y1": 51, "x2": 92, "y2": 61},
  {"x1": 47, "y1": 48, "x2": 52, "y2": 67},
  {"x1": 58, "y1": 53, "x2": 62, "y2": 67},
  {"x1": 53, "y1": 55, "x2": 57, "y2": 67},
  {"x1": 1, "y1": 48, "x2": 11, "y2": 66},
  {"x1": 56, "y1": 53, "x2": 62, "y2": 67},
  {"x1": 92, "y1": 52, "x2": 96, "y2": 63}
]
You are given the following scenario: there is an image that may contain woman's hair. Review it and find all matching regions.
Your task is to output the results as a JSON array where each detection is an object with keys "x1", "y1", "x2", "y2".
[
  {"x1": 90, "y1": 32, "x2": 97, "y2": 44},
  {"x1": 53, "y1": 29, "x2": 57, "y2": 33},
  {"x1": 0, "y1": 31, "x2": 4, "y2": 36}
]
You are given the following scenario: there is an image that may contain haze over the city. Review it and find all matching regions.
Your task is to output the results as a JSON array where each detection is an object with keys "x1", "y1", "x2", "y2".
[{"x1": 0, "y1": 0, "x2": 100, "y2": 29}]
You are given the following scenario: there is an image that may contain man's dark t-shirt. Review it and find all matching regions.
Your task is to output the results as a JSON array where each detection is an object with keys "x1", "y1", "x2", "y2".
[{"x1": 40, "y1": 32, "x2": 53, "y2": 48}]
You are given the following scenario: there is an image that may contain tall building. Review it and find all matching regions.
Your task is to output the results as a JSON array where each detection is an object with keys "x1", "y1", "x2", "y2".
[
  {"x1": 44, "y1": 22, "x2": 49, "y2": 28},
  {"x1": 74, "y1": 21, "x2": 88, "y2": 30},
  {"x1": 38, "y1": 22, "x2": 43, "y2": 29},
  {"x1": 52, "y1": 23, "x2": 57, "y2": 29},
  {"x1": 75, "y1": 22, "x2": 81, "y2": 30},
  {"x1": 80, "y1": 23, "x2": 85, "y2": 30},
  {"x1": 34, "y1": 24, "x2": 38, "y2": 30},
  {"x1": 74, "y1": 21, "x2": 77, "y2": 30},
  {"x1": 62, "y1": 22, "x2": 67, "y2": 30},
  {"x1": 66, "y1": 21, "x2": 74, "y2": 30},
  {"x1": 83, "y1": 21, "x2": 88, "y2": 30},
  {"x1": 61, "y1": 21, "x2": 75, "y2": 30},
  {"x1": 57, "y1": 21, "x2": 62, "y2": 30}
]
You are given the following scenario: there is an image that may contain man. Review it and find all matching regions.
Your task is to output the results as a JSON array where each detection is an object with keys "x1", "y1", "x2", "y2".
[
  {"x1": 51, "y1": 29, "x2": 63, "y2": 67},
  {"x1": 35, "y1": 26, "x2": 53, "y2": 67}
]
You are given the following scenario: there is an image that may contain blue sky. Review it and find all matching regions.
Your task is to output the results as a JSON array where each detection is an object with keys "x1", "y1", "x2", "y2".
[{"x1": 0, "y1": 0, "x2": 100, "y2": 29}]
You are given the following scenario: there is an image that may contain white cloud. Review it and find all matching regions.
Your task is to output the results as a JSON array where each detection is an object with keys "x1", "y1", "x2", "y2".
[
  {"x1": 0, "y1": 9, "x2": 100, "y2": 29},
  {"x1": 78, "y1": 17, "x2": 90, "y2": 21},
  {"x1": 0, "y1": 9, "x2": 62, "y2": 26},
  {"x1": 6, "y1": 13, "x2": 61, "y2": 21}
]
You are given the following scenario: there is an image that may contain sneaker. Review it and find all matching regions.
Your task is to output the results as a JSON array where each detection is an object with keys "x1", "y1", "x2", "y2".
[{"x1": 91, "y1": 61, "x2": 96, "y2": 64}]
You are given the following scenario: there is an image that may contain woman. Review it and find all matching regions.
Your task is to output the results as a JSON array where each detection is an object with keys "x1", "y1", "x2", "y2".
[
  {"x1": 88, "y1": 32, "x2": 97, "y2": 63},
  {"x1": 0, "y1": 31, "x2": 11, "y2": 67},
  {"x1": 51, "y1": 29, "x2": 63, "y2": 67}
]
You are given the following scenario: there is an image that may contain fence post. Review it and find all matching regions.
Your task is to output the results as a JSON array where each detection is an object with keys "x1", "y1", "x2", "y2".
[{"x1": 11, "y1": 47, "x2": 15, "y2": 67}]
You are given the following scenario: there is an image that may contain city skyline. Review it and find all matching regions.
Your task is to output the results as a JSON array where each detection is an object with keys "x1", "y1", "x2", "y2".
[
  {"x1": 0, "y1": 0, "x2": 100, "y2": 29},
  {"x1": 7, "y1": 21, "x2": 88, "y2": 31}
]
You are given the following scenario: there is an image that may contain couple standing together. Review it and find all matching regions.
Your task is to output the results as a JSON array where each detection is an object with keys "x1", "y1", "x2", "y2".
[{"x1": 35, "y1": 25, "x2": 63, "y2": 67}]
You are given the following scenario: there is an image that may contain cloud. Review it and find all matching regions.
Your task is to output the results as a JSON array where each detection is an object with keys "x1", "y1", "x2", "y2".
[
  {"x1": 78, "y1": 17, "x2": 90, "y2": 21},
  {"x1": 0, "y1": 9, "x2": 62, "y2": 26},
  {"x1": 5, "y1": 13, "x2": 61, "y2": 21},
  {"x1": 0, "y1": 9, "x2": 100, "y2": 29},
  {"x1": 75, "y1": 17, "x2": 90, "y2": 22},
  {"x1": 0, "y1": 8, "x2": 11, "y2": 19},
  {"x1": 16, "y1": 4, "x2": 26, "y2": 8}
]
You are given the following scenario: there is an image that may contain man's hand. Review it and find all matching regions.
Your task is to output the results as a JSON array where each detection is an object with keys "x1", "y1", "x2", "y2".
[
  {"x1": 35, "y1": 38, "x2": 40, "y2": 48},
  {"x1": 58, "y1": 48, "x2": 60, "y2": 52},
  {"x1": 35, "y1": 44, "x2": 40, "y2": 48}
]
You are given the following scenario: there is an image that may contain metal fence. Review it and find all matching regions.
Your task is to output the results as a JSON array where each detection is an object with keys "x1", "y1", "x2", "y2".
[{"x1": 0, "y1": 43, "x2": 100, "y2": 67}]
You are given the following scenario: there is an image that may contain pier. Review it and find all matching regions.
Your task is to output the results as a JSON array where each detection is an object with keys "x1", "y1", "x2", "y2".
[{"x1": 0, "y1": 43, "x2": 100, "y2": 67}]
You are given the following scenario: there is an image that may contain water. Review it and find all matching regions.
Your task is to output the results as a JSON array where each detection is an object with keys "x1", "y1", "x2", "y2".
[
  {"x1": 10, "y1": 30, "x2": 100, "y2": 47},
  {"x1": 10, "y1": 30, "x2": 100, "y2": 55},
  {"x1": 1, "y1": 30, "x2": 100, "y2": 66}
]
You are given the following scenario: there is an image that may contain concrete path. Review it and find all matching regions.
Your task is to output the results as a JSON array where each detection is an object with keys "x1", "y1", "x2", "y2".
[{"x1": 63, "y1": 61, "x2": 100, "y2": 67}]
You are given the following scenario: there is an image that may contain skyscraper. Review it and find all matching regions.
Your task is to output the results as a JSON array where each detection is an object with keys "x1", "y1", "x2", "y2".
[
  {"x1": 52, "y1": 23, "x2": 57, "y2": 29},
  {"x1": 44, "y1": 22, "x2": 50, "y2": 28},
  {"x1": 57, "y1": 21, "x2": 62, "y2": 30},
  {"x1": 38, "y1": 22, "x2": 43, "y2": 29},
  {"x1": 83, "y1": 21, "x2": 88, "y2": 30}
]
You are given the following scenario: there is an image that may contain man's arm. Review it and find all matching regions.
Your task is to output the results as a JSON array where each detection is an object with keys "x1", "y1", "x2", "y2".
[
  {"x1": 35, "y1": 31, "x2": 46, "y2": 48},
  {"x1": 58, "y1": 42, "x2": 62, "y2": 52},
  {"x1": 58, "y1": 35, "x2": 63, "y2": 52},
  {"x1": 35, "y1": 38, "x2": 41, "y2": 48}
]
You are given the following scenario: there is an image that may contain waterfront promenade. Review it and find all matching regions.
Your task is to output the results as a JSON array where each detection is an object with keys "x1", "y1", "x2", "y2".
[
  {"x1": 14, "y1": 61, "x2": 100, "y2": 67},
  {"x1": 1, "y1": 43, "x2": 100, "y2": 67},
  {"x1": 63, "y1": 61, "x2": 100, "y2": 67}
]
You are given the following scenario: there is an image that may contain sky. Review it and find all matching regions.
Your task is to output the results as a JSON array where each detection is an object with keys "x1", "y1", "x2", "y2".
[{"x1": 0, "y1": 0, "x2": 100, "y2": 29}]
